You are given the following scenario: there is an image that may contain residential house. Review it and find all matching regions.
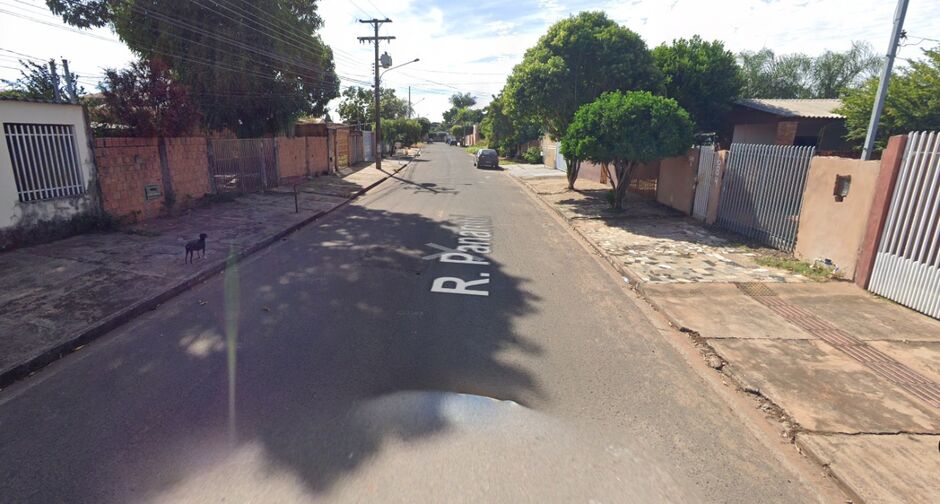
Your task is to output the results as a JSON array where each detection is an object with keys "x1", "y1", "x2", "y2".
[{"x1": 728, "y1": 98, "x2": 851, "y2": 153}]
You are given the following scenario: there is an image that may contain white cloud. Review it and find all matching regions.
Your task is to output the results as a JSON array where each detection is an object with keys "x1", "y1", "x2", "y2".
[{"x1": 2, "y1": 0, "x2": 938, "y2": 123}]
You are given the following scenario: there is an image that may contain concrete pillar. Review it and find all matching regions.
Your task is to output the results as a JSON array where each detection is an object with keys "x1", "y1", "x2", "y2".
[{"x1": 854, "y1": 134, "x2": 908, "y2": 288}]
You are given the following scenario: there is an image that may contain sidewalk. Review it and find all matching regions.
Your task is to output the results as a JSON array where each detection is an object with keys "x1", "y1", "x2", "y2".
[
  {"x1": 506, "y1": 163, "x2": 940, "y2": 504},
  {"x1": 0, "y1": 156, "x2": 415, "y2": 386}
]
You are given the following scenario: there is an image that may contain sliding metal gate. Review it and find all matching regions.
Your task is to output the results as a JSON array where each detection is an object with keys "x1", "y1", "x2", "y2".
[
  {"x1": 716, "y1": 143, "x2": 815, "y2": 251},
  {"x1": 869, "y1": 131, "x2": 940, "y2": 319},
  {"x1": 692, "y1": 145, "x2": 719, "y2": 220}
]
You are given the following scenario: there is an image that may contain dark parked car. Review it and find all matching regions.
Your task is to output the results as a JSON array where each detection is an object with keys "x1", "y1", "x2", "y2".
[{"x1": 474, "y1": 149, "x2": 499, "y2": 169}]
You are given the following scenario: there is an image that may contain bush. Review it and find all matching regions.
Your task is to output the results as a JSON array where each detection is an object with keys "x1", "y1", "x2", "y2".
[{"x1": 521, "y1": 146, "x2": 542, "y2": 164}]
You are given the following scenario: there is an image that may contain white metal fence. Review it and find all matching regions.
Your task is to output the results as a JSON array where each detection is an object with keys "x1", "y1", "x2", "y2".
[
  {"x1": 3, "y1": 123, "x2": 85, "y2": 202},
  {"x1": 692, "y1": 145, "x2": 719, "y2": 220},
  {"x1": 716, "y1": 143, "x2": 815, "y2": 251},
  {"x1": 869, "y1": 131, "x2": 940, "y2": 319}
]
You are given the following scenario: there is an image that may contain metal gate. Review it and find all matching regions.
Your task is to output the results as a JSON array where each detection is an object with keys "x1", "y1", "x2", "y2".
[
  {"x1": 207, "y1": 138, "x2": 277, "y2": 193},
  {"x1": 692, "y1": 145, "x2": 719, "y2": 220},
  {"x1": 716, "y1": 143, "x2": 814, "y2": 251},
  {"x1": 869, "y1": 131, "x2": 940, "y2": 319}
]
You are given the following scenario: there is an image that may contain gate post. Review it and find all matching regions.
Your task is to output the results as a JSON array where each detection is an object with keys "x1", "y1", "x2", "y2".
[{"x1": 855, "y1": 134, "x2": 908, "y2": 288}]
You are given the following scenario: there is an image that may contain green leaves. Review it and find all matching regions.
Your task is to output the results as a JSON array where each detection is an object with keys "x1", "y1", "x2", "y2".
[
  {"x1": 561, "y1": 91, "x2": 693, "y2": 165},
  {"x1": 504, "y1": 11, "x2": 661, "y2": 140},
  {"x1": 652, "y1": 36, "x2": 742, "y2": 133},
  {"x1": 837, "y1": 48, "x2": 940, "y2": 150}
]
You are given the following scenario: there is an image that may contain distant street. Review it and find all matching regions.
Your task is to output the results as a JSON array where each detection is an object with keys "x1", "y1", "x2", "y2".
[{"x1": 0, "y1": 144, "x2": 830, "y2": 503}]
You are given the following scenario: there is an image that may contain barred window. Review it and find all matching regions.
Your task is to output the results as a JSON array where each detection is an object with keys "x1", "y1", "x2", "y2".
[{"x1": 4, "y1": 123, "x2": 86, "y2": 202}]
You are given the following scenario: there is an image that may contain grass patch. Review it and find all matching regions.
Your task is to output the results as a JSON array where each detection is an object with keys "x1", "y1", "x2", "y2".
[{"x1": 754, "y1": 255, "x2": 842, "y2": 281}]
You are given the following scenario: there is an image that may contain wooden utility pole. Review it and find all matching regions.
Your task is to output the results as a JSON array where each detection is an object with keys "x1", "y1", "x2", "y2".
[{"x1": 358, "y1": 18, "x2": 394, "y2": 170}]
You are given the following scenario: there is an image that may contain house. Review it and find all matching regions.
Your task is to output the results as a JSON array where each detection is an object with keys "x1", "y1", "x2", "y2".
[
  {"x1": 728, "y1": 98, "x2": 851, "y2": 152},
  {"x1": 0, "y1": 97, "x2": 99, "y2": 248}
]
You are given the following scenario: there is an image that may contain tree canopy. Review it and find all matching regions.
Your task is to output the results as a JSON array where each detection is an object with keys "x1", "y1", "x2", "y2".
[
  {"x1": 837, "y1": 47, "x2": 940, "y2": 151},
  {"x1": 481, "y1": 93, "x2": 541, "y2": 157},
  {"x1": 561, "y1": 91, "x2": 692, "y2": 209},
  {"x1": 738, "y1": 42, "x2": 881, "y2": 99},
  {"x1": 97, "y1": 58, "x2": 202, "y2": 137},
  {"x1": 504, "y1": 11, "x2": 662, "y2": 141},
  {"x1": 45, "y1": 0, "x2": 339, "y2": 136},
  {"x1": 652, "y1": 36, "x2": 742, "y2": 134},
  {"x1": 1, "y1": 58, "x2": 82, "y2": 101},
  {"x1": 337, "y1": 86, "x2": 408, "y2": 127}
]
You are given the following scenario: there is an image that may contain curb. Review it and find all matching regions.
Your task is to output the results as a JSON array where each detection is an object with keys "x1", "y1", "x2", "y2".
[
  {"x1": 508, "y1": 172, "x2": 864, "y2": 503},
  {"x1": 0, "y1": 157, "x2": 416, "y2": 389}
]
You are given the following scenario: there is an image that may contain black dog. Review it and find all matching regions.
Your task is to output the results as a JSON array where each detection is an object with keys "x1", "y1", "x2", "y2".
[{"x1": 185, "y1": 233, "x2": 207, "y2": 263}]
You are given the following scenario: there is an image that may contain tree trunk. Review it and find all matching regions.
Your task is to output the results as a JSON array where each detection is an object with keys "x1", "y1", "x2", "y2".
[
  {"x1": 612, "y1": 160, "x2": 634, "y2": 210},
  {"x1": 566, "y1": 157, "x2": 581, "y2": 190}
]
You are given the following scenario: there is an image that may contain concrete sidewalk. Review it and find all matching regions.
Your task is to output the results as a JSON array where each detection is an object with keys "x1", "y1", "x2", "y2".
[
  {"x1": 507, "y1": 165, "x2": 940, "y2": 504},
  {"x1": 0, "y1": 156, "x2": 415, "y2": 386}
]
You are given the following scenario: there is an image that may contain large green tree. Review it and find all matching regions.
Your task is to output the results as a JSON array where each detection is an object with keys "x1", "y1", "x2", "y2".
[
  {"x1": 45, "y1": 0, "x2": 339, "y2": 136},
  {"x1": 561, "y1": 91, "x2": 692, "y2": 210},
  {"x1": 337, "y1": 86, "x2": 408, "y2": 127},
  {"x1": 652, "y1": 36, "x2": 742, "y2": 134},
  {"x1": 481, "y1": 93, "x2": 541, "y2": 157},
  {"x1": 837, "y1": 47, "x2": 940, "y2": 151},
  {"x1": 505, "y1": 11, "x2": 662, "y2": 189}
]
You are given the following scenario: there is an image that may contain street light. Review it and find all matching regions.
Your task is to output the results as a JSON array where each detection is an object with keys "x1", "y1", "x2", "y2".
[{"x1": 374, "y1": 57, "x2": 419, "y2": 169}]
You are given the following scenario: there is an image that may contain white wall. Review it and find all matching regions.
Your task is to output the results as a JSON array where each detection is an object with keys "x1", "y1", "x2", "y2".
[
  {"x1": 732, "y1": 123, "x2": 777, "y2": 145},
  {"x1": 0, "y1": 101, "x2": 97, "y2": 231}
]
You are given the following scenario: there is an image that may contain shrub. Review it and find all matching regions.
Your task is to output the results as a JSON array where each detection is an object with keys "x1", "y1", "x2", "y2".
[{"x1": 521, "y1": 146, "x2": 542, "y2": 164}]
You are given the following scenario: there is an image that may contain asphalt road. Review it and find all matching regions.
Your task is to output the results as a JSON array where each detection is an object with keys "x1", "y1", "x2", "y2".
[{"x1": 0, "y1": 144, "x2": 830, "y2": 503}]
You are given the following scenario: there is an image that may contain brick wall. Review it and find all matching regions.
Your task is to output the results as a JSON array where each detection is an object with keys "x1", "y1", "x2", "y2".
[
  {"x1": 775, "y1": 121, "x2": 799, "y2": 145},
  {"x1": 165, "y1": 137, "x2": 209, "y2": 207},
  {"x1": 94, "y1": 137, "x2": 165, "y2": 222},
  {"x1": 277, "y1": 137, "x2": 307, "y2": 180},
  {"x1": 306, "y1": 136, "x2": 329, "y2": 174}
]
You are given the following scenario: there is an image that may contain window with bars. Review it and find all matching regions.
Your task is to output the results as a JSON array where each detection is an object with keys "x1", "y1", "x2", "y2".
[{"x1": 3, "y1": 123, "x2": 86, "y2": 202}]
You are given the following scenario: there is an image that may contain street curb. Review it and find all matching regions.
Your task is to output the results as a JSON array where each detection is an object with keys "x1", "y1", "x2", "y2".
[
  {"x1": 0, "y1": 157, "x2": 416, "y2": 389},
  {"x1": 508, "y1": 172, "x2": 863, "y2": 502}
]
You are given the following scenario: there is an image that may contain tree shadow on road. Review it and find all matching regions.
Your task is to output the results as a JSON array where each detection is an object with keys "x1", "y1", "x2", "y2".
[{"x1": 0, "y1": 204, "x2": 543, "y2": 502}]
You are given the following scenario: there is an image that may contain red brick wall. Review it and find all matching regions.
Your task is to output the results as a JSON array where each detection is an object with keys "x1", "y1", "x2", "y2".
[
  {"x1": 165, "y1": 137, "x2": 209, "y2": 206},
  {"x1": 277, "y1": 137, "x2": 307, "y2": 180},
  {"x1": 94, "y1": 137, "x2": 165, "y2": 222},
  {"x1": 306, "y1": 137, "x2": 329, "y2": 174}
]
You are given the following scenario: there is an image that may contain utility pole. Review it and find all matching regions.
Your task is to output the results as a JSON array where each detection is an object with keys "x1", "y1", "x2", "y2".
[
  {"x1": 358, "y1": 18, "x2": 394, "y2": 170},
  {"x1": 861, "y1": 0, "x2": 910, "y2": 160}
]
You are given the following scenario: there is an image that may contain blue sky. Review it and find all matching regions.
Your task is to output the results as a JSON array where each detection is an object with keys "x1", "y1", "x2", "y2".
[{"x1": 2, "y1": 0, "x2": 939, "y2": 121}]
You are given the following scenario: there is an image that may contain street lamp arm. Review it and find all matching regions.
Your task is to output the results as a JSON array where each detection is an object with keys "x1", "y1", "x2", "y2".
[{"x1": 380, "y1": 58, "x2": 420, "y2": 79}]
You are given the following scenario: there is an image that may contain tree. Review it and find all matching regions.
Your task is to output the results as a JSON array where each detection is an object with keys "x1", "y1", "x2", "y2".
[
  {"x1": 837, "y1": 47, "x2": 940, "y2": 151},
  {"x1": 45, "y1": 0, "x2": 339, "y2": 136},
  {"x1": 98, "y1": 58, "x2": 202, "y2": 137},
  {"x1": 738, "y1": 42, "x2": 881, "y2": 99},
  {"x1": 652, "y1": 36, "x2": 742, "y2": 134},
  {"x1": 1, "y1": 58, "x2": 82, "y2": 101},
  {"x1": 481, "y1": 93, "x2": 541, "y2": 156},
  {"x1": 416, "y1": 117, "x2": 431, "y2": 138},
  {"x1": 383, "y1": 118, "x2": 422, "y2": 147},
  {"x1": 561, "y1": 91, "x2": 692, "y2": 210},
  {"x1": 505, "y1": 11, "x2": 662, "y2": 189},
  {"x1": 449, "y1": 92, "x2": 476, "y2": 109},
  {"x1": 337, "y1": 86, "x2": 408, "y2": 127}
]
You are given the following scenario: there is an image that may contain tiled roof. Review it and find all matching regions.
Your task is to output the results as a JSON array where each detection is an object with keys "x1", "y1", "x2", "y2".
[{"x1": 735, "y1": 98, "x2": 844, "y2": 119}]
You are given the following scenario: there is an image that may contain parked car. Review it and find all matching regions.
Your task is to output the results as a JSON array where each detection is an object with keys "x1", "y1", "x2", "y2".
[{"x1": 474, "y1": 149, "x2": 499, "y2": 169}]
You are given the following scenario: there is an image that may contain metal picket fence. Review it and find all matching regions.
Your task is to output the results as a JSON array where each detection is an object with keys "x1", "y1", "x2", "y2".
[
  {"x1": 716, "y1": 143, "x2": 815, "y2": 251},
  {"x1": 207, "y1": 138, "x2": 277, "y2": 193},
  {"x1": 692, "y1": 145, "x2": 720, "y2": 220},
  {"x1": 868, "y1": 131, "x2": 940, "y2": 319}
]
